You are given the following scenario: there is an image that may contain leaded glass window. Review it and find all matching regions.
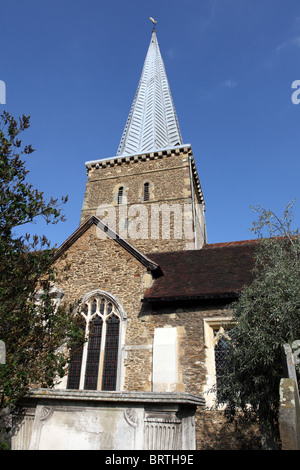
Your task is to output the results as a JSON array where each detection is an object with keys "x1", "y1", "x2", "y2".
[
  {"x1": 102, "y1": 314, "x2": 120, "y2": 391},
  {"x1": 213, "y1": 327, "x2": 231, "y2": 391},
  {"x1": 67, "y1": 346, "x2": 83, "y2": 390},
  {"x1": 84, "y1": 316, "x2": 103, "y2": 390},
  {"x1": 67, "y1": 294, "x2": 121, "y2": 391}
]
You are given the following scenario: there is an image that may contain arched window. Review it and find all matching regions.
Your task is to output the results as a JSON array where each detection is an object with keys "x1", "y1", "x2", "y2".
[
  {"x1": 213, "y1": 328, "x2": 231, "y2": 393},
  {"x1": 203, "y1": 318, "x2": 232, "y2": 407},
  {"x1": 117, "y1": 186, "x2": 124, "y2": 205},
  {"x1": 143, "y1": 182, "x2": 150, "y2": 202},
  {"x1": 67, "y1": 292, "x2": 124, "y2": 391}
]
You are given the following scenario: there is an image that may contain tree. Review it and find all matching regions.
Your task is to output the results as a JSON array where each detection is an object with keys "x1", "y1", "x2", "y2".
[
  {"x1": 215, "y1": 201, "x2": 300, "y2": 450},
  {"x1": 0, "y1": 111, "x2": 84, "y2": 446}
]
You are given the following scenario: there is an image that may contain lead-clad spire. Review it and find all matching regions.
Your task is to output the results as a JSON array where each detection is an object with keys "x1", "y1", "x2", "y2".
[{"x1": 116, "y1": 28, "x2": 183, "y2": 156}]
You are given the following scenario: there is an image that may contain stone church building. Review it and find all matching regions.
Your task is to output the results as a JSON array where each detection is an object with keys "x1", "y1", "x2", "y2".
[{"x1": 12, "y1": 27, "x2": 259, "y2": 450}]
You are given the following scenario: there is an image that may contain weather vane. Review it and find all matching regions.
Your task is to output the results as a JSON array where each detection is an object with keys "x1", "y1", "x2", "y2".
[{"x1": 150, "y1": 17, "x2": 157, "y2": 29}]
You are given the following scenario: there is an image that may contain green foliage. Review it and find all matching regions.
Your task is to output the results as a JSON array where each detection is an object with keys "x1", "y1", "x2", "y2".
[
  {"x1": 0, "y1": 111, "x2": 68, "y2": 237},
  {"x1": 215, "y1": 201, "x2": 300, "y2": 449},
  {"x1": 0, "y1": 111, "x2": 84, "y2": 422}
]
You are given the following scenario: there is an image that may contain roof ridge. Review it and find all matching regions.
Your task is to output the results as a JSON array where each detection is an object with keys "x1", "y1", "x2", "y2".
[
  {"x1": 144, "y1": 239, "x2": 260, "y2": 258},
  {"x1": 202, "y1": 239, "x2": 260, "y2": 249}
]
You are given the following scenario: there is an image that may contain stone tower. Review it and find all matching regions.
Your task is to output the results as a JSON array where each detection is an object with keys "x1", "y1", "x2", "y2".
[{"x1": 80, "y1": 28, "x2": 206, "y2": 252}]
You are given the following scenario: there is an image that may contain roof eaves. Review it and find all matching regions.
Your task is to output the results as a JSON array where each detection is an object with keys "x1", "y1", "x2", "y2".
[{"x1": 142, "y1": 292, "x2": 240, "y2": 302}]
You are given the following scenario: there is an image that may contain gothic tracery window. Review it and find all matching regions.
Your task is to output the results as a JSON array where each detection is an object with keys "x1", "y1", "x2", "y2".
[{"x1": 67, "y1": 294, "x2": 121, "y2": 391}]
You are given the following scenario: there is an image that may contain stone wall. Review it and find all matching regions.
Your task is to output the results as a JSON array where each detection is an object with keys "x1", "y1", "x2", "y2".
[
  {"x1": 53, "y1": 223, "x2": 153, "y2": 392},
  {"x1": 139, "y1": 299, "x2": 260, "y2": 450},
  {"x1": 47, "y1": 209, "x2": 260, "y2": 449},
  {"x1": 80, "y1": 147, "x2": 206, "y2": 252},
  {"x1": 54, "y1": 224, "x2": 147, "y2": 308},
  {"x1": 279, "y1": 378, "x2": 300, "y2": 449}
]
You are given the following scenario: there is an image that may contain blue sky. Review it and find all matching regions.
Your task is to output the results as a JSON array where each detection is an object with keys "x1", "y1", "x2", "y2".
[{"x1": 1, "y1": 0, "x2": 300, "y2": 247}]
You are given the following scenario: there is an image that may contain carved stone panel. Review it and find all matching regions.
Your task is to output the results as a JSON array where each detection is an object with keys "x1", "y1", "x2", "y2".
[{"x1": 144, "y1": 409, "x2": 182, "y2": 450}]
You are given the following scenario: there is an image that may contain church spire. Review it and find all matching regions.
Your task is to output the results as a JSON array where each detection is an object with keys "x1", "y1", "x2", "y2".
[{"x1": 116, "y1": 26, "x2": 183, "y2": 156}]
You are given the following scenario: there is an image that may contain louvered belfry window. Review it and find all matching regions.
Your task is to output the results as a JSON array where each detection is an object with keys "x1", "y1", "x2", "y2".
[{"x1": 67, "y1": 295, "x2": 120, "y2": 391}]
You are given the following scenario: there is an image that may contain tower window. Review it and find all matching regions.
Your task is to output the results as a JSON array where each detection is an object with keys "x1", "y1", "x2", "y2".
[
  {"x1": 143, "y1": 182, "x2": 150, "y2": 201},
  {"x1": 67, "y1": 294, "x2": 122, "y2": 391},
  {"x1": 117, "y1": 186, "x2": 124, "y2": 205}
]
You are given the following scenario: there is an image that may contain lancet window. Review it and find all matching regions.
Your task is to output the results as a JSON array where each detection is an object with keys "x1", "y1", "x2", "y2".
[
  {"x1": 213, "y1": 327, "x2": 231, "y2": 390},
  {"x1": 203, "y1": 318, "x2": 233, "y2": 407},
  {"x1": 117, "y1": 186, "x2": 124, "y2": 205},
  {"x1": 143, "y1": 182, "x2": 150, "y2": 201}
]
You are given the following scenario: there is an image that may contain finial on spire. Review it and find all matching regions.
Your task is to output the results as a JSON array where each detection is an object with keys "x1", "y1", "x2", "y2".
[{"x1": 149, "y1": 17, "x2": 157, "y2": 30}]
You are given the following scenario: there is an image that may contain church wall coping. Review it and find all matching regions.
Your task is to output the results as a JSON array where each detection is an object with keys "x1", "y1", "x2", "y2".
[{"x1": 26, "y1": 388, "x2": 205, "y2": 407}]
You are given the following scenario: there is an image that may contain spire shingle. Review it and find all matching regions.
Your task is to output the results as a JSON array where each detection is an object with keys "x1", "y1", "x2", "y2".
[{"x1": 116, "y1": 30, "x2": 183, "y2": 156}]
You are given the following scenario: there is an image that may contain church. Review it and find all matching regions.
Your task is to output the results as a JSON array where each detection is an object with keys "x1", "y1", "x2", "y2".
[{"x1": 12, "y1": 25, "x2": 259, "y2": 450}]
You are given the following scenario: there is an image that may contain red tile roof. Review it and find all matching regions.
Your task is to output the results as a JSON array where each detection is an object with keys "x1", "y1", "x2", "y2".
[{"x1": 144, "y1": 240, "x2": 259, "y2": 301}]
